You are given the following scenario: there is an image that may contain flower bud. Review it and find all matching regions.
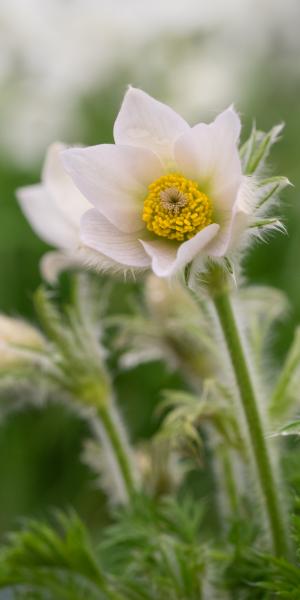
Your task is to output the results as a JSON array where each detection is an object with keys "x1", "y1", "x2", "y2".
[{"x1": 0, "y1": 315, "x2": 45, "y2": 368}]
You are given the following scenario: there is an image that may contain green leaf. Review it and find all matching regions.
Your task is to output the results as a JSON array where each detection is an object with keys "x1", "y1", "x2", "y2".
[
  {"x1": 273, "y1": 419, "x2": 300, "y2": 437},
  {"x1": 249, "y1": 217, "x2": 284, "y2": 230},
  {"x1": 257, "y1": 176, "x2": 292, "y2": 209},
  {"x1": 269, "y1": 327, "x2": 300, "y2": 422},
  {"x1": 239, "y1": 286, "x2": 289, "y2": 369},
  {"x1": 240, "y1": 124, "x2": 284, "y2": 175}
]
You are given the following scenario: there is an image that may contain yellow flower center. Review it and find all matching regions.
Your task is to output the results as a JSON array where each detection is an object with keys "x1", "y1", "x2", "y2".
[{"x1": 142, "y1": 173, "x2": 213, "y2": 242}]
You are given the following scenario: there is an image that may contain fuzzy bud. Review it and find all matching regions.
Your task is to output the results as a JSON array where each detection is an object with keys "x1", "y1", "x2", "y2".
[{"x1": 0, "y1": 315, "x2": 45, "y2": 368}]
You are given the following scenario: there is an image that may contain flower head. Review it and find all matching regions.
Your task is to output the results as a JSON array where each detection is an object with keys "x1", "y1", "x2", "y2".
[{"x1": 62, "y1": 87, "x2": 250, "y2": 278}]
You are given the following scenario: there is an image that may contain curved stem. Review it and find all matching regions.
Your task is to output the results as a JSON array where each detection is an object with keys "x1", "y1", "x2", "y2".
[
  {"x1": 97, "y1": 403, "x2": 137, "y2": 501},
  {"x1": 213, "y1": 290, "x2": 289, "y2": 557}
]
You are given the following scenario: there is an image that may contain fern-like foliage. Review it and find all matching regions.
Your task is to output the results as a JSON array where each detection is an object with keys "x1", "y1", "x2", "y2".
[
  {"x1": 99, "y1": 494, "x2": 206, "y2": 600},
  {"x1": 218, "y1": 510, "x2": 300, "y2": 599},
  {"x1": 1, "y1": 499, "x2": 300, "y2": 599},
  {"x1": 0, "y1": 511, "x2": 121, "y2": 600},
  {"x1": 0, "y1": 499, "x2": 208, "y2": 600}
]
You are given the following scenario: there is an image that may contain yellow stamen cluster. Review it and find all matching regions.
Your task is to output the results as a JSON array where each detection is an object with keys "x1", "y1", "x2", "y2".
[{"x1": 142, "y1": 173, "x2": 212, "y2": 242}]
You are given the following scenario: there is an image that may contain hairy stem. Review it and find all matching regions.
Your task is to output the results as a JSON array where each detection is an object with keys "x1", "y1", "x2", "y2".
[
  {"x1": 221, "y1": 448, "x2": 239, "y2": 516},
  {"x1": 95, "y1": 402, "x2": 137, "y2": 502},
  {"x1": 213, "y1": 289, "x2": 289, "y2": 557}
]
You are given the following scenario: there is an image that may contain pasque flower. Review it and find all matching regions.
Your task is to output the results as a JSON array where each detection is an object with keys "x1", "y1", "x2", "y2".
[
  {"x1": 62, "y1": 87, "x2": 250, "y2": 278},
  {"x1": 17, "y1": 143, "x2": 91, "y2": 282}
]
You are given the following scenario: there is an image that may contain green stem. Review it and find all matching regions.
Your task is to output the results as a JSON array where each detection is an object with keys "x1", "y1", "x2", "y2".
[
  {"x1": 97, "y1": 403, "x2": 136, "y2": 501},
  {"x1": 221, "y1": 448, "x2": 239, "y2": 516},
  {"x1": 213, "y1": 290, "x2": 289, "y2": 557}
]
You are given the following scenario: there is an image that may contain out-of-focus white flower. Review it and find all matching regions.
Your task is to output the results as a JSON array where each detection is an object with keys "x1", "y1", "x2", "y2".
[
  {"x1": 63, "y1": 87, "x2": 250, "y2": 278},
  {"x1": 17, "y1": 143, "x2": 91, "y2": 282},
  {"x1": 0, "y1": 314, "x2": 45, "y2": 367}
]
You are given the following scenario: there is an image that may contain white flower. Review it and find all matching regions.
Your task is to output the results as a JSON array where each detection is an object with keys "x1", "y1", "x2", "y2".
[
  {"x1": 62, "y1": 87, "x2": 250, "y2": 278},
  {"x1": 17, "y1": 142, "x2": 91, "y2": 282}
]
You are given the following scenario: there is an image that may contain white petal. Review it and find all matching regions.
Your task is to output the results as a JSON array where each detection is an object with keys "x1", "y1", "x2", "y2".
[
  {"x1": 17, "y1": 142, "x2": 91, "y2": 250},
  {"x1": 205, "y1": 180, "x2": 252, "y2": 257},
  {"x1": 174, "y1": 107, "x2": 242, "y2": 216},
  {"x1": 62, "y1": 144, "x2": 163, "y2": 233},
  {"x1": 204, "y1": 208, "x2": 249, "y2": 257},
  {"x1": 80, "y1": 209, "x2": 150, "y2": 268},
  {"x1": 213, "y1": 106, "x2": 241, "y2": 145},
  {"x1": 17, "y1": 184, "x2": 78, "y2": 249},
  {"x1": 204, "y1": 219, "x2": 234, "y2": 257},
  {"x1": 43, "y1": 143, "x2": 90, "y2": 228},
  {"x1": 222, "y1": 179, "x2": 253, "y2": 254},
  {"x1": 40, "y1": 250, "x2": 85, "y2": 284},
  {"x1": 140, "y1": 223, "x2": 220, "y2": 277},
  {"x1": 227, "y1": 208, "x2": 250, "y2": 252},
  {"x1": 209, "y1": 107, "x2": 242, "y2": 201},
  {"x1": 113, "y1": 87, "x2": 189, "y2": 164}
]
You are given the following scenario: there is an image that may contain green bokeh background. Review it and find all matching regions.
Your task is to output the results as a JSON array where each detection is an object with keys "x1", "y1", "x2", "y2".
[{"x1": 0, "y1": 8, "x2": 300, "y2": 537}]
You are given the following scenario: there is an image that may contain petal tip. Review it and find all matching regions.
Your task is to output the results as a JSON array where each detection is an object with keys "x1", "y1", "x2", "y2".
[{"x1": 59, "y1": 147, "x2": 80, "y2": 174}]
